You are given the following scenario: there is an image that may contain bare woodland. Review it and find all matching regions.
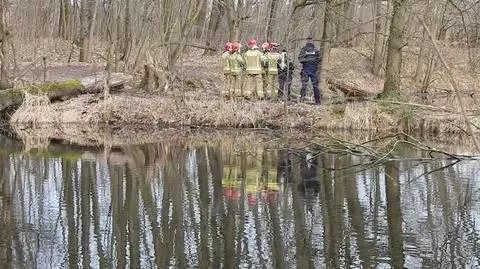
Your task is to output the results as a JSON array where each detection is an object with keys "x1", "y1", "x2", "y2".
[{"x1": 0, "y1": 0, "x2": 478, "y2": 97}]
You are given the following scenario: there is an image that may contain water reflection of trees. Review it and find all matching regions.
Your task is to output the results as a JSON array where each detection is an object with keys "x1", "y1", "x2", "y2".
[{"x1": 0, "y1": 141, "x2": 479, "y2": 268}]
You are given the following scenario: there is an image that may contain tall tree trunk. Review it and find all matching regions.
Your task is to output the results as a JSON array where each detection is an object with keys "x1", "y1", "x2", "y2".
[
  {"x1": 265, "y1": 0, "x2": 277, "y2": 40},
  {"x1": 321, "y1": 0, "x2": 335, "y2": 66},
  {"x1": 0, "y1": 156, "x2": 12, "y2": 268},
  {"x1": 166, "y1": 0, "x2": 207, "y2": 70},
  {"x1": 58, "y1": 0, "x2": 71, "y2": 39},
  {"x1": 0, "y1": 0, "x2": 11, "y2": 90},
  {"x1": 79, "y1": 0, "x2": 94, "y2": 62},
  {"x1": 414, "y1": 29, "x2": 427, "y2": 83},
  {"x1": 203, "y1": 0, "x2": 225, "y2": 55},
  {"x1": 337, "y1": 0, "x2": 354, "y2": 46},
  {"x1": 318, "y1": 0, "x2": 335, "y2": 91},
  {"x1": 194, "y1": 0, "x2": 208, "y2": 39},
  {"x1": 88, "y1": 0, "x2": 98, "y2": 52},
  {"x1": 225, "y1": 0, "x2": 239, "y2": 41},
  {"x1": 285, "y1": 0, "x2": 316, "y2": 45},
  {"x1": 382, "y1": 0, "x2": 408, "y2": 95},
  {"x1": 122, "y1": 0, "x2": 132, "y2": 66},
  {"x1": 372, "y1": 0, "x2": 385, "y2": 76},
  {"x1": 385, "y1": 161, "x2": 405, "y2": 268}
]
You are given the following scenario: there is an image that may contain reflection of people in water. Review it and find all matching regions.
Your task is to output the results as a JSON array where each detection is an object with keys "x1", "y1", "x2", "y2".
[
  {"x1": 261, "y1": 175, "x2": 280, "y2": 203},
  {"x1": 277, "y1": 148, "x2": 293, "y2": 184},
  {"x1": 257, "y1": 148, "x2": 281, "y2": 203},
  {"x1": 222, "y1": 163, "x2": 242, "y2": 200},
  {"x1": 297, "y1": 152, "x2": 320, "y2": 210}
]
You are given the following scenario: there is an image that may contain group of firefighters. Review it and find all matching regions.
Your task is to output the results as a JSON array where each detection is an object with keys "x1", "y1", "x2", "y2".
[{"x1": 221, "y1": 37, "x2": 322, "y2": 104}]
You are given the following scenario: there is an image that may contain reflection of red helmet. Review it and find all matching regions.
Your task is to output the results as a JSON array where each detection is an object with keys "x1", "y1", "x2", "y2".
[
  {"x1": 247, "y1": 193, "x2": 257, "y2": 205},
  {"x1": 261, "y1": 188, "x2": 279, "y2": 203},
  {"x1": 224, "y1": 187, "x2": 241, "y2": 200},
  {"x1": 247, "y1": 39, "x2": 258, "y2": 49},
  {"x1": 266, "y1": 191, "x2": 279, "y2": 203},
  {"x1": 232, "y1": 189, "x2": 241, "y2": 199},
  {"x1": 224, "y1": 187, "x2": 233, "y2": 197},
  {"x1": 224, "y1": 42, "x2": 233, "y2": 52}
]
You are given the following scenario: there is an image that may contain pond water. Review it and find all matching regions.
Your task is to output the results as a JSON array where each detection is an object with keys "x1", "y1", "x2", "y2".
[{"x1": 0, "y1": 133, "x2": 479, "y2": 269}]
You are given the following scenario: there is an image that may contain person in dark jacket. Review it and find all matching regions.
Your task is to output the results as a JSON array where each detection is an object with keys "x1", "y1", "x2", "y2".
[
  {"x1": 298, "y1": 37, "x2": 322, "y2": 104},
  {"x1": 277, "y1": 48, "x2": 295, "y2": 100}
]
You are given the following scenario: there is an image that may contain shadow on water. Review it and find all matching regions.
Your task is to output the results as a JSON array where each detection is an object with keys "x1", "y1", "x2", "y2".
[{"x1": 0, "y1": 133, "x2": 480, "y2": 268}]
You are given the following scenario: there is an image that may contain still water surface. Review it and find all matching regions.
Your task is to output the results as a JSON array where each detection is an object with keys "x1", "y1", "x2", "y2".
[{"x1": 0, "y1": 134, "x2": 479, "y2": 268}]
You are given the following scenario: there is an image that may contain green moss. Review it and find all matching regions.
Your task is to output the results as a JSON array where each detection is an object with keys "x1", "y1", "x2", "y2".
[
  {"x1": 3, "y1": 79, "x2": 81, "y2": 94},
  {"x1": 331, "y1": 104, "x2": 346, "y2": 117},
  {"x1": 377, "y1": 90, "x2": 401, "y2": 101},
  {"x1": 1, "y1": 80, "x2": 82, "y2": 100},
  {"x1": 25, "y1": 79, "x2": 82, "y2": 94}
]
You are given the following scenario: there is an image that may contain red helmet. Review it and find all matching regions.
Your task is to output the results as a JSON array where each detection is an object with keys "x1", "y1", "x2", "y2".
[
  {"x1": 232, "y1": 42, "x2": 242, "y2": 52},
  {"x1": 247, "y1": 39, "x2": 258, "y2": 49},
  {"x1": 270, "y1": 42, "x2": 279, "y2": 50},
  {"x1": 224, "y1": 42, "x2": 233, "y2": 52},
  {"x1": 262, "y1": 41, "x2": 271, "y2": 51}
]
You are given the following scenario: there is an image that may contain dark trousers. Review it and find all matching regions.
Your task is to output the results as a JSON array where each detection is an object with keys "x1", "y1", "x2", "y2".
[
  {"x1": 278, "y1": 73, "x2": 292, "y2": 99},
  {"x1": 300, "y1": 68, "x2": 321, "y2": 103}
]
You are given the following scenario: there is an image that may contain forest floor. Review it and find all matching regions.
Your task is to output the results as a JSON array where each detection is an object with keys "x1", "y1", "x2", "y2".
[{"x1": 6, "y1": 38, "x2": 480, "y2": 148}]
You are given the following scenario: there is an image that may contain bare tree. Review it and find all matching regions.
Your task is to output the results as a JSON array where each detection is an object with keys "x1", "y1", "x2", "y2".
[
  {"x1": 265, "y1": 0, "x2": 278, "y2": 40},
  {"x1": 0, "y1": 0, "x2": 10, "y2": 89},
  {"x1": 79, "y1": 0, "x2": 95, "y2": 62},
  {"x1": 372, "y1": 0, "x2": 387, "y2": 76},
  {"x1": 204, "y1": 0, "x2": 226, "y2": 55},
  {"x1": 382, "y1": 0, "x2": 409, "y2": 95},
  {"x1": 58, "y1": 0, "x2": 71, "y2": 39}
]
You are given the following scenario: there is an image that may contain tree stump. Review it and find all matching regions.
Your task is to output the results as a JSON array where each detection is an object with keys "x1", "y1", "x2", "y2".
[{"x1": 140, "y1": 64, "x2": 167, "y2": 92}]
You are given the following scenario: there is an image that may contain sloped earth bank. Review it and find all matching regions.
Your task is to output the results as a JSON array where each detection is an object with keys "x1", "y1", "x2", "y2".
[
  {"x1": 10, "y1": 91, "x2": 480, "y2": 138},
  {"x1": 7, "y1": 42, "x2": 480, "y2": 147}
]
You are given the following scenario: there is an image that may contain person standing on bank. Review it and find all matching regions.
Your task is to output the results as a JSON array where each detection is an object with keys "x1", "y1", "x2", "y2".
[
  {"x1": 264, "y1": 42, "x2": 281, "y2": 99},
  {"x1": 298, "y1": 37, "x2": 322, "y2": 104},
  {"x1": 261, "y1": 41, "x2": 270, "y2": 98},
  {"x1": 222, "y1": 41, "x2": 233, "y2": 98},
  {"x1": 244, "y1": 39, "x2": 265, "y2": 99},
  {"x1": 228, "y1": 42, "x2": 245, "y2": 97},
  {"x1": 278, "y1": 48, "x2": 295, "y2": 100}
]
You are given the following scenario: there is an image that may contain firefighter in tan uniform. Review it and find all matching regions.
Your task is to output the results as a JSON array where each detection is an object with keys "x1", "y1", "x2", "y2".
[
  {"x1": 263, "y1": 42, "x2": 281, "y2": 99},
  {"x1": 244, "y1": 39, "x2": 265, "y2": 99},
  {"x1": 228, "y1": 42, "x2": 245, "y2": 97},
  {"x1": 221, "y1": 42, "x2": 233, "y2": 98}
]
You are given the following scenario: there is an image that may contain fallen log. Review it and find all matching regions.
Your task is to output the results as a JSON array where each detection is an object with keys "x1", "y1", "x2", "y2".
[
  {"x1": 0, "y1": 72, "x2": 133, "y2": 114},
  {"x1": 326, "y1": 78, "x2": 370, "y2": 98}
]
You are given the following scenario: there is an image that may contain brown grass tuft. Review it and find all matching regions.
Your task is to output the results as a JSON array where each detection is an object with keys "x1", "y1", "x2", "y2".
[{"x1": 10, "y1": 92, "x2": 54, "y2": 126}]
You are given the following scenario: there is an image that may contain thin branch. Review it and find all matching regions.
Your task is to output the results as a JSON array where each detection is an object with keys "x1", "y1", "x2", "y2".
[
  {"x1": 417, "y1": 16, "x2": 480, "y2": 153},
  {"x1": 156, "y1": 42, "x2": 216, "y2": 52}
]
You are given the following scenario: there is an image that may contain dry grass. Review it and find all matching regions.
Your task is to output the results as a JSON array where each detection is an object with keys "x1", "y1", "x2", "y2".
[
  {"x1": 8, "y1": 41, "x2": 480, "y2": 144},
  {"x1": 11, "y1": 90, "x2": 480, "y2": 140},
  {"x1": 10, "y1": 92, "x2": 53, "y2": 126}
]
